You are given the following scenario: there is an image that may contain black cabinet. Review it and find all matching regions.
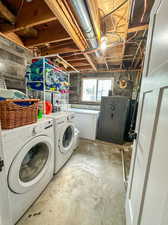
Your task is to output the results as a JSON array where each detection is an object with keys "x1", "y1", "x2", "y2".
[{"x1": 97, "y1": 96, "x2": 131, "y2": 144}]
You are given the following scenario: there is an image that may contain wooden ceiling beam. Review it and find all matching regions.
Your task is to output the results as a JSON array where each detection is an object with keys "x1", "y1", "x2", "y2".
[
  {"x1": 56, "y1": 54, "x2": 79, "y2": 72},
  {"x1": 62, "y1": 54, "x2": 86, "y2": 61},
  {"x1": 107, "y1": 57, "x2": 139, "y2": 62},
  {"x1": 84, "y1": 53, "x2": 97, "y2": 71},
  {"x1": 131, "y1": 30, "x2": 147, "y2": 67},
  {"x1": 67, "y1": 66, "x2": 92, "y2": 72},
  {"x1": 44, "y1": 0, "x2": 97, "y2": 71},
  {"x1": 80, "y1": 69, "x2": 141, "y2": 73},
  {"x1": 44, "y1": 0, "x2": 88, "y2": 51},
  {"x1": 128, "y1": 24, "x2": 149, "y2": 33},
  {"x1": 105, "y1": 54, "x2": 133, "y2": 59},
  {"x1": 70, "y1": 61, "x2": 90, "y2": 67},
  {"x1": 1, "y1": 0, "x2": 57, "y2": 33},
  {"x1": 23, "y1": 21, "x2": 71, "y2": 47},
  {"x1": 41, "y1": 43, "x2": 80, "y2": 56},
  {"x1": 17, "y1": 28, "x2": 38, "y2": 38},
  {"x1": 75, "y1": 65, "x2": 92, "y2": 70},
  {"x1": 67, "y1": 59, "x2": 89, "y2": 63},
  {"x1": 0, "y1": 2, "x2": 15, "y2": 24},
  {"x1": 1, "y1": 32, "x2": 24, "y2": 47}
]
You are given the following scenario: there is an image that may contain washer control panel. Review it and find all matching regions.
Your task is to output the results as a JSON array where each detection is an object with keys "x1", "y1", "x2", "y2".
[{"x1": 32, "y1": 119, "x2": 53, "y2": 135}]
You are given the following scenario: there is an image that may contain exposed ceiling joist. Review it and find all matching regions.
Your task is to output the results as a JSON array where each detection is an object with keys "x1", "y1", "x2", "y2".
[
  {"x1": 64, "y1": 55, "x2": 86, "y2": 62},
  {"x1": 128, "y1": 24, "x2": 149, "y2": 33},
  {"x1": 106, "y1": 57, "x2": 139, "y2": 62},
  {"x1": 44, "y1": 0, "x2": 88, "y2": 51},
  {"x1": 103, "y1": 0, "x2": 128, "y2": 19},
  {"x1": 67, "y1": 59, "x2": 89, "y2": 64},
  {"x1": 44, "y1": 0, "x2": 97, "y2": 71},
  {"x1": 0, "y1": 2, "x2": 15, "y2": 23},
  {"x1": 72, "y1": 65, "x2": 92, "y2": 71},
  {"x1": 17, "y1": 28, "x2": 38, "y2": 38},
  {"x1": 1, "y1": 0, "x2": 57, "y2": 33},
  {"x1": 131, "y1": 29, "x2": 147, "y2": 67},
  {"x1": 41, "y1": 43, "x2": 80, "y2": 56},
  {"x1": 1, "y1": 32, "x2": 24, "y2": 47},
  {"x1": 84, "y1": 53, "x2": 97, "y2": 72},
  {"x1": 24, "y1": 21, "x2": 71, "y2": 47},
  {"x1": 57, "y1": 54, "x2": 79, "y2": 72},
  {"x1": 70, "y1": 61, "x2": 90, "y2": 67},
  {"x1": 106, "y1": 54, "x2": 133, "y2": 59},
  {"x1": 82, "y1": 69, "x2": 141, "y2": 73}
]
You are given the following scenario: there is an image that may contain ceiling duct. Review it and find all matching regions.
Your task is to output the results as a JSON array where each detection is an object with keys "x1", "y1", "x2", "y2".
[{"x1": 69, "y1": 0, "x2": 100, "y2": 56}]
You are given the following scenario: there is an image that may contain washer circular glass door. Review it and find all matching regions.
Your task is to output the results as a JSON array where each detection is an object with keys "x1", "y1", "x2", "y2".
[
  {"x1": 59, "y1": 122, "x2": 75, "y2": 153},
  {"x1": 8, "y1": 136, "x2": 52, "y2": 194}
]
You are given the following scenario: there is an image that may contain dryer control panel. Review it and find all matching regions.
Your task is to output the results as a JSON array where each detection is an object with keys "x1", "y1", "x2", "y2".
[{"x1": 67, "y1": 112, "x2": 75, "y2": 121}]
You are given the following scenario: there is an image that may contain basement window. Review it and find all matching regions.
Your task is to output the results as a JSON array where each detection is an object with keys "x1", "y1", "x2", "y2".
[{"x1": 82, "y1": 78, "x2": 114, "y2": 102}]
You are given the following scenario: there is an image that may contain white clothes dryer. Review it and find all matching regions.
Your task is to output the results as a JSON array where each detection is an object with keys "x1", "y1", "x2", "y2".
[
  {"x1": 73, "y1": 127, "x2": 80, "y2": 150},
  {"x1": 1, "y1": 118, "x2": 54, "y2": 224},
  {"x1": 47, "y1": 112, "x2": 78, "y2": 174},
  {"x1": 67, "y1": 112, "x2": 80, "y2": 150}
]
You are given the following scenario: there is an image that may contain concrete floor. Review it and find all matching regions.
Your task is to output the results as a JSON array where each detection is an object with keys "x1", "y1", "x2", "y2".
[{"x1": 17, "y1": 139, "x2": 131, "y2": 225}]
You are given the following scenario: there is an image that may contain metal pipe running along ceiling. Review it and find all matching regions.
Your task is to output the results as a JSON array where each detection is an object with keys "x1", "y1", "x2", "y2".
[{"x1": 69, "y1": 0, "x2": 100, "y2": 56}]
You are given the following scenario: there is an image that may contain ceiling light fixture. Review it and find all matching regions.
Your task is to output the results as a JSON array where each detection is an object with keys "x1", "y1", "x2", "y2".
[{"x1": 100, "y1": 36, "x2": 107, "y2": 51}]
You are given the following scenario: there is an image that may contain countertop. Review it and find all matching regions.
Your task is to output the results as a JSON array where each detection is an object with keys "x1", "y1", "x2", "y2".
[{"x1": 68, "y1": 108, "x2": 100, "y2": 115}]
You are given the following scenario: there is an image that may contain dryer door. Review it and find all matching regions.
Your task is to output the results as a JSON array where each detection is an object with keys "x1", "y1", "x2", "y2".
[
  {"x1": 8, "y1": 135, "x2": 52, "y2": 194},
  {"x1": 58, "y1": 122, "x2": 75, "y2": 153}
]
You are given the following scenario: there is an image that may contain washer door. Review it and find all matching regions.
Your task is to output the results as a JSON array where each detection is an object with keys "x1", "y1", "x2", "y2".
[
  {"x1": 59, "y1": 122, "x2": 75, "y2": 153},
  {"x1": 8, "y1": 136, "x2": 52, "y2": 194}
]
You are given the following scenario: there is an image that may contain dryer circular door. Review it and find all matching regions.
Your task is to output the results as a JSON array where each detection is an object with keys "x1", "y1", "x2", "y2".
[
  {"x1": 8, "y1": 135, "x2": 52, "y2": 194},
  {"x1": 58, "y1": 122, "x2": 75, "y2": 153}
]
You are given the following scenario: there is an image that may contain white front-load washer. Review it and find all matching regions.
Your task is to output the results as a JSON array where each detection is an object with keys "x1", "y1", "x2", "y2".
[
  {"x1": 1, "y1": 118, "x2": 54, "y2": 224},
  {"x1": 47, "y1": 112, "x2": 77, "y2": 174}
]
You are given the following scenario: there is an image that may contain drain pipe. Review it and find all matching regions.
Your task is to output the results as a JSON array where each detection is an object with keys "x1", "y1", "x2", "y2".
[
  {"x1": 69, "y1": 0, "x2": 100, "y2": 56},
  {"x1": 120, "y1": 149, "x2": 128, "y2": 190}
]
